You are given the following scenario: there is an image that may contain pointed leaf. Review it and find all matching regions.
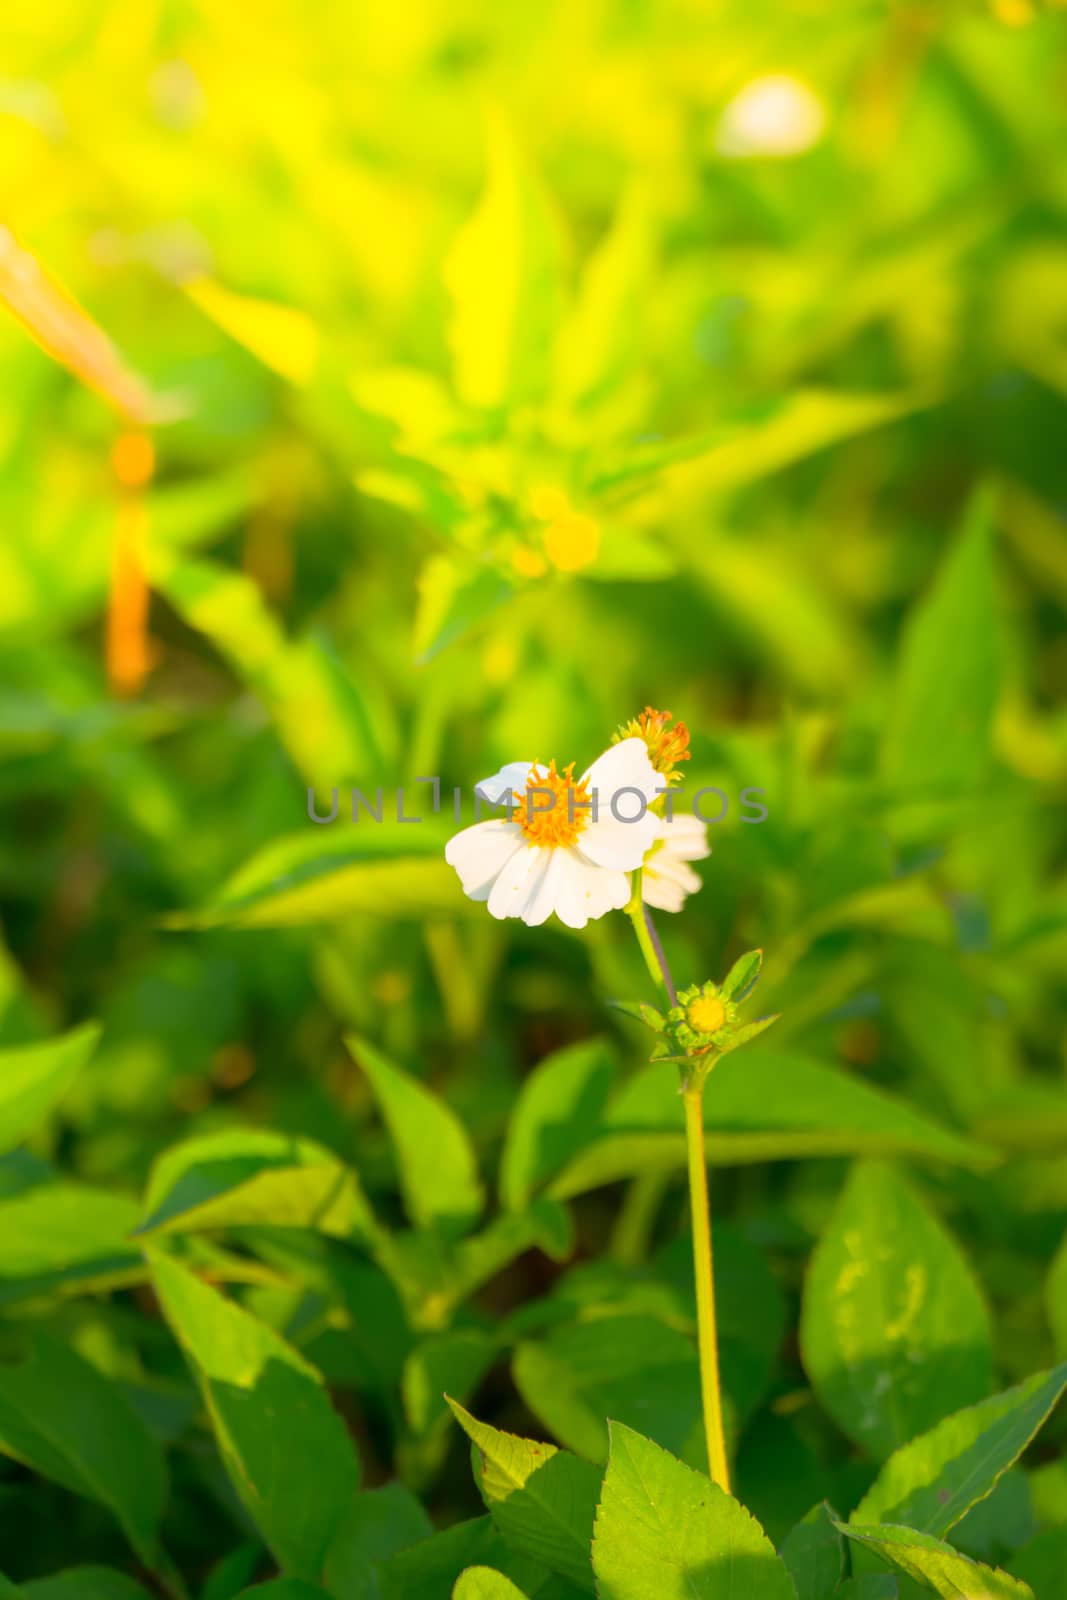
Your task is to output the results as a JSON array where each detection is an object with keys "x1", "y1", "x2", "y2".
[
  {"x1": 452, "y1": 1571, "x2": 531, "y2": 1600},
  {"x1": 592, "y1": 1422, "x2": 797, "y2": 1598},
  {"x1": 348, "y1": 1036, "x2": 484, "y2": 1234},
  {"x1": 445, "y1": 1399, "x2": 599, "y2": 1593},
  {"x1": 150, "y1": 1253, "x2": 360, "y2": 1580},
  {"x1": 324, "y1": 1483, "x2": 432, "y2": 1598},
  {"x1": 882, "y1": 491, "x2": 999, "y2": 794},
  {"x1": 837, "y1": 1524, "x2": 1032, "y2": 1599},
  {"x1": 779, "y1": 1503, "x2": 845, "y2": 1600},
  {"x1": 0, "y1": 1023, "x2": 100, "y2": 1153},
  {"x1": 853, "y1": 1361, "x2": 1067, "y2": 1537},
  {"x1": 719, "y1": 951, "x2": 763, "y2": 1004},
  {"x1": 501, "y1": 1038, "x2": 617, "y2": 1210},
  {"x1": 0, "y1": 1334, "x2": 166, "y2": 1567},
  {"x1": 800, "y1": 1161, "x2": 993, "y2": 1458},
  {"x1": 444, "y1": 124, "x2": 563, "y2": 410}
]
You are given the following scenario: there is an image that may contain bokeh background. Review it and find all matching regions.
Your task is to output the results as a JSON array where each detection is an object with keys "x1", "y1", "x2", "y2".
[{"x1": 2, "y1": 0, "x2": 1067, "y2": 1589}]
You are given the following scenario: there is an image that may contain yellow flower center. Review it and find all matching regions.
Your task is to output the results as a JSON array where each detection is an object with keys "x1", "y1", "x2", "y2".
[
  {"x1": 514, "y1": 760, "x2": 591, "y2": 848},
  {"x1": 687, "y1": 996, "x2": 726, "y2": 1034}
]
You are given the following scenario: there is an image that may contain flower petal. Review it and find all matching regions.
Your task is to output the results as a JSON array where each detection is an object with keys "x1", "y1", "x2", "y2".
[
  {"x1": 578, "y1": 809, "x2": 660, "y2": 870},
  {"x1": 643, "y1": 854, "x2": 702, "y2": 912},
  {"x1": 475, "y1": 761, "x2": 538, "y2": 807},
  {"x1": 486, "y1": 842, "x2": 550, "y2": 921},
  {"x1": 657, "y1": 811, "x2": 711, "y2": 861},
  {"x1": 444, "y1": 819, "x2": 525, "y2": 900},
  {"x1": 581, "y1": 737, "x2": 662, "y2": 807}
]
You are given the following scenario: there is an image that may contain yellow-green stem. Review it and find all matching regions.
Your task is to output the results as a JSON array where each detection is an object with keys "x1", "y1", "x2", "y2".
[
  {"x1": 626, "y1": 872, "x2": 667, "y2": 995},
  {"x1": 683, "y1": 1081, "x2": 730, "y2": 1492}
]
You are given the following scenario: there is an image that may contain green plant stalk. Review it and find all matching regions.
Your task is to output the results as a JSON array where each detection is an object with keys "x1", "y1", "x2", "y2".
[
  {"x1": 625, "y1": 871, "x2": 731, "y2": 1492},
  {"x1": 683, "y1": 1076, "x2": 730, "y2": 1492}
]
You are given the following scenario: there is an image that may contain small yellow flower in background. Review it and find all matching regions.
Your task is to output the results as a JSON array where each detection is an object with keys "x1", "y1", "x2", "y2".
[
  {"x1": 614, "y1": 705, "x2": 691, "y2": 784},
  {"x1": 445, "y1": 738, "x2": 661, "y2": 928},
  {"x1": 528, "y1": 483, "x2": 601, "y2": 573}
]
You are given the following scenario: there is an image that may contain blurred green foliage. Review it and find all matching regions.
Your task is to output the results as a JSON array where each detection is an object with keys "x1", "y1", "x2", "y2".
[{"x1": 1, "y1": 0, "x2": 1067, "y2": 1594}]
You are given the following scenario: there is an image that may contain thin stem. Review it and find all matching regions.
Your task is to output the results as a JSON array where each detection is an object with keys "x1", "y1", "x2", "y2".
[
  {"x1": 626, "y1": 872, "x2": 667, "y2": 994},
  {"x1": 643, "y1": 904, "x2": 677, "y2": 1005},
  {"x1": 683, "y1": 1081, "x2": 730, "y2": 1493}
]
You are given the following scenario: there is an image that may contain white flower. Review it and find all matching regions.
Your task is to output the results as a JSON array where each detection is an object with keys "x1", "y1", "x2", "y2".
[
  {"x1": 642, "y1": 812, "x2": 711, "y2": 913},
  {"x1": 715, "y1": 74, "x2": 826, "y2": 159},
  {"x1": 445, "y1": 738, "x2": 661, "y2": 929}
]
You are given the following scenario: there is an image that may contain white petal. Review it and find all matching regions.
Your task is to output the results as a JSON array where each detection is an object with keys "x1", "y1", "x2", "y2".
[
  {"x1": 581, "y1": 737, "x2": 662, "y2": 808},
  {"x1": 445, "y1": 819, "x2": 525, "y2": 900},
  {"x1": 578, "y1": 809, "x2": 660, "y2": 870},
  {"x1": 657, "y1": 812, "x2": 711, "y2": 862},
  {"x1": 552, "y1": 849, "x2": 632, "y2": 927},
  {"x1": 486, "y1": 843, "x2": 550, "y2": 921},
  {"x1": 475, "y1": 761, "x2": 538, "y2": 807},
  {"x1": 520, "y1": 849, "x2": 573, "y2": 927},
  {"x1": 643, "y1": 870, "x2": 690, "y2": 913}
]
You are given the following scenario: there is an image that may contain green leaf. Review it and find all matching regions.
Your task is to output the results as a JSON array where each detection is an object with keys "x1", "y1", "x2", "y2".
[
  {"x1": 853, "y1": 1362, "x2": 1067, "y2": 1538},
  {"x1": 452, "y1": 1572, "x2": 531, "y2": 1600},
  {"x1": 150, "y1": 1252, "x2": 360, "y2": 1581},
  {"x1": 1046, "y1": 1227, "x2": 1067, "y2": 1357},
  {"x1": 779, "y1": 1503, "x2": 845, "y2": 1600},
  {"x1": 149, "y1": 551, "x2": 379, "y2": 790},
  {"x1": 236, "y1": 1586, "x2": 332, "y2": 1599},
  {"x1": 444, "y1": 122, "x2": 563, "y2": 410},
  {"x1": 20, "y1": 1572, "x2": 152, "y2": 1600},
  {"x1": 555, "y1": 182, "x2": 653, "y2": 411},
  {"x1": 882, "y1": 490, "x2": 999, "y2": 796},
  {"x1": 1011, "y1": 1527, "x2": 1067, "y2": 1596},
  {"x1": 549, "y1": 1052, "x2": 995, "y2": 1198},
  {"x1": 500, "y1": 1038, "x2": 617, "y2": 1210},
  {"x1": 445, "y1": 1399, "x2": 599, "y2": 1593},
  {"x1": 0, "y1": 1022, "x2": 100, "y2": 1152},
  {"x1": 178, "y1": 857, "x2": 474, "y2": 930},
  {"x1": 139, "y1": 1128, "x2": 375, "y2": 1241},
  {"x1": 513, "y1": 1315, "x2": 701, "y2": 1466},
  {"x1": 800, "y1": 1160, "x2": 993, "y2": 1459},
  {"x1": 0, "y1": 1183, "x2": 142, "y2": 1305},
  {"x1": 348, "y1": 1036, "x2": 484, "y2": 1235},
  {"x1": 403, "y1": 1331, "x2": 497, "y2": 1437},
  {"x1": 375, "y1": 1516, "x2": 544, "y2": 1600},
  {"x1": 324, "y1": 1483, "x2": 432, "y2": 1599},
  {"x1": 719, "y1": 951, "x2": 763, "y2": 1004},
  {"x1": 414, "y1": 556, "x2": 513, "y2": 664},
  {"x1": 0, "y1": 1334, "x2": 167, "y2": 1567},
  {"x1": 591, "y1": 1422, "x2": 797, "y2": 1599},
  {"x1": 836, "y1": 1524, "x2": 1032, "y2": 1599}
]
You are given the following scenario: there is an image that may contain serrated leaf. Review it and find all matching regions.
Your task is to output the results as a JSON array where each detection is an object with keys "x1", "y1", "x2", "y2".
[
  {"x1": 779, "y1": 1503, "x2": 845, "y2": 1600},
  {"x1": 444, "y1": 123, "x2": 563, "y2": 410},
  {"x1": 715, "y1": 1016, "x2": 779, "y2": 1056},
  {"x1": 0, "y1": 1023, "x2": 100, "y2": 1152},
  {"x1": 853, "y1": 1362, "x2": 1067, "y2": 1537},
  {"x1": 0, "y1": 1334, "x2": 167, "y2": 1567},
  {"x1": 445, "y1": 1400, "x2": 599, "y2": 1593},
  {"x1": 348, "y1": 1035, "x2": 484, "y2": 1235},
  {"x1": 452, "y1": 1570, "x2": 531, "y2": 1600},
  {"x1": 800, "y1": 1161, "x2": 993, "y2": 1459},
  {"x1": 592, "y1": 1422, "x2": 797, "y2": 1599},
  {"x1": 719, "y1": 951, "x2": 763, "y2": 1004},
  {"x1": 500, "y1": 1038, "x2": 617, "y2": 1210},
  {"x1": 837, "y1": 1524, "x2": 1032, "y2": 1599},
  {"x1": 150, "y1": 1253, "x2": 360, "y2": 1581}
]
